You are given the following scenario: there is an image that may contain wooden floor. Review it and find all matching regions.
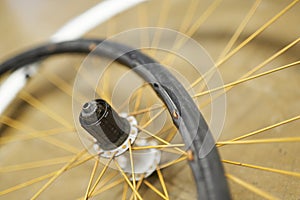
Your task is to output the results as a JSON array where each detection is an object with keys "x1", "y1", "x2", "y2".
[{"x1": 0, "y1": 0, "x2": 299, "y2": 199}]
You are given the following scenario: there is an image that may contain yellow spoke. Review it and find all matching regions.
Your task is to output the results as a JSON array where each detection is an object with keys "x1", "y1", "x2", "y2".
[
  {"x1": 87, "y1": 153, "x2": 116, "y2": 197},
  {"x1": 0, "y1": 154, "x2": 94, "y2": 196},
  {"x1": 218, "y1": 137, "x2": 300, "y2": 145},
  {"x1": 114, "y1": 160, "x2": 143, "y2": 200},
  {"x1": 129, "y1": 104, "x2": 164, "y2": 116},
  {"x1": 128, "y1": 142, "x2": 137, "y2": 200},
  {"x1": 139, "y1": 107, "x2": 152, "y2": 126},
  {"x1": 143, "y1": 180, "x2": 167, "y2": 200},
  {"x1": 149, "y1": 0, "x2": 170, "y2": 56},
  {"x1": 199, "y1": 36, "x2": 300, "y2": 109},
  {"x1": 164, "y1": 129, "x2": 178, "y2": 143},
  {"x1": 160, "y1": 148, "x2": 186, "y2": 155},
  {"x1": 235, "y1": 37, "x2": 300, "y2": 79},
  {"x1": 30, "y1": 149, "x2": 88, "y2": 200},
  {"x1": 0, "y1": 172, "x2": 54, "y2": 196},
  {"x1": 106, "y1": 16, "x2": 117, "y2": 37},
  {"x1": 0, "y1": 115, "x2": 32, "y2": 132},
  {"x1": 162, "y1": 0, "x2": 221, "y2": 65},
  {"x1": 0, "y1": 116, "x2": 79, "y2": 153},
  {"x1": 122, "y1": 182, "x2": 129, "y2": 200},
  {"x1": 37, "y1": 135, "x2": 80, "y2": 154},
  {"x1": 218, "y1": 0, "x2": 261, "y2": 59},
  {"x1": 73, "y1": 65, "x2": 107, "y2": 100},
  {"x1": 19, "y1": 91, "x2": 73, "y2": 129},
  {"x1": 215, "y1": 0, "x2": 299, "y2": 67},
  {"x1": 191, "y1": 1, "x2": 299, "y2": 90},
  {"x1": 178, "y1": 0, "x2": 199, "y2": 34},
  {"x1": 156, "y1": 166, "x2": 169, "y2": 199},
  {"x1": 138, "y1": 3, "x2": 149, "y2": 45},
  {"x1": 74, "y1": 155, "x2": 96, "y2": 166},
  {"x1": 133, "y1": 85, "x2": 144, "y2": 113},
  {"x1": 190, "y1": 0, "x2": 261, "y2": 89},
  {"x1": 155, "y1": 124, "x2": 176, "y2": 140},
  {"x1": 141, "y1": 107, "x2": 166, "y2": 129},
  {"x1": 159, "y1": 155, "x2": 187, "y2": 169},
  {"x1": 117, "y1": 83, "x2": 149, "y2": 113},
  {"x1": 223, "y1": 160, "x2": 300, "y2": 178},
  {"x1": 132, "y1": 144, "x2": 184, "y2": 150},
  {"x1": 129, "y1": 174, "x2": 144, "y2": 200},
  {"x1": 40, "y1": 71, "x2": 87, "y2": 103},
  {"x1": 226, "y1": 174, "x2": 279, "y2": 200},
  {"x1": 83, "y1": 159, "x2": 99, "y2": 200},
  {"x1": 186, "y1": 0, "x2": 222, "y2": 37},
  {"x1": 101, "y1": 66, "x2": 112, "y2": 102},
  {"x1": 194, "y1": 60, "x2": 300, "y2": 98},
  {"x1": 0, "y1": 127, "x2": 73, "y2": 145},
  {"x1": 0, "y1": 155, "x2": 74, "y2": 173},
  {"x1": 218, "y1": 115, "x2": 300, "y2": 147},
  {"x1": 82, "y1": 171, "x2": 118, "y2": 199},
  {"x1": 91, "y1": 178, "x2": 124, "y2": 197},
  {"x1": 136, "y1": 125, "x2": 187, "y2": 155}
]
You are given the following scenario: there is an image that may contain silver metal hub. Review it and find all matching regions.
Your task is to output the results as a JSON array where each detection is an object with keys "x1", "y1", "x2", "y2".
[
  {"x1": 115, "y1": 139, "x2": 161, "y2": 180},
  {"x1": 93, "y1": 113, "x2": 161, "y2": 179}
]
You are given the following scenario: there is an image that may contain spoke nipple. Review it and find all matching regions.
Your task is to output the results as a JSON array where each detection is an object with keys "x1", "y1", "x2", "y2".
[
  {"x1": 88, "y1": 43, "x2": 97, "y2": 51},
  {"x1": 172, "y1": 110, "x2": 179, "y2": 119},
  {"x1": 187, "y1": 150, "x2": 194, "y2": 161}
]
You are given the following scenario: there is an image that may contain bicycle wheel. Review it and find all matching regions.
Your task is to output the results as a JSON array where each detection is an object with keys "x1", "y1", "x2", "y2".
[
  {"x1": 0, "y1": 37, "x2": 229, "y2": 199},
  {"x1": 1, "y1": 0, "x2": 300, "y2": 199}
]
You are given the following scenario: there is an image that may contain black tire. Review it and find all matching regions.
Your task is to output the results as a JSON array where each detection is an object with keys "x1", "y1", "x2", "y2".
[{"x1": 0, "y1": 39, "x2": 231, "y2": 200}]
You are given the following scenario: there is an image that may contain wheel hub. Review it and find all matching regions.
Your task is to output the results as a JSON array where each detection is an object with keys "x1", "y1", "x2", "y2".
[
  {"x1": 79, "y1": 99, "x2": 161, "y2": 180},
  {"x1": 116, "y1": 139, "x2": 161, "y2": 180}
]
